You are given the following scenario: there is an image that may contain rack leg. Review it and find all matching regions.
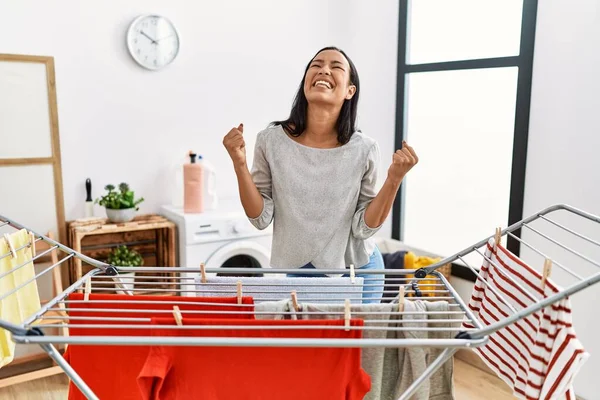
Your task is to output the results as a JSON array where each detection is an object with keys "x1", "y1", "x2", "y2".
[
  {"x1": 396, "y1": 347, "x2": 457, "y2": 400},
  {"x1": 39, "y1": 343, "x2": 99, "y2": 400}
]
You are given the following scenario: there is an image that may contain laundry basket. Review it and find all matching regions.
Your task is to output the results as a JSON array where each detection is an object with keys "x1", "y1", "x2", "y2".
[{"x1": 374, "y1": 237, "x2": 452, "y2": 299}]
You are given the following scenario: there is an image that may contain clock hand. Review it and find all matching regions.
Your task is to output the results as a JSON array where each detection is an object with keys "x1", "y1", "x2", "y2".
[
  {"x1": 156, "y1": 34, "x2": 174, "y2": 42},
  {"x1": 140, "y1": 30, "x2": 157, "y2": 44}
]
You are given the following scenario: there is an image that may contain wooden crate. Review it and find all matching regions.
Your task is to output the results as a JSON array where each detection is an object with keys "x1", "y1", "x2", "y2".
[{"x1": 66, "y1": 214, "x2": 178, "y2": 296}]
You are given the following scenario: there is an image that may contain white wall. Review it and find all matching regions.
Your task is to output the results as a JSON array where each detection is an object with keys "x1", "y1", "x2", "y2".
[
  {"x1": 0, "y1": 0, "x2": 400, "y2": 233},
  {"x1": 0, "y1": 0, "x2": 400, "y2": 360},
  {"x1": 452, "y1": 2, "x2": 600, "y2": 398},
  {"x1": 521, "y1": 1, "x2": 600, "y2": 398},
  {"x1": 0, "y1": 0, "x2": 393, "y2": 221}
]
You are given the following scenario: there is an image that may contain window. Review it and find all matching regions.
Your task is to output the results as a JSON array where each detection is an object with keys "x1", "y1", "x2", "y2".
[{"x1": 393, "y1": 0, "x2": 538, "y2": 272}]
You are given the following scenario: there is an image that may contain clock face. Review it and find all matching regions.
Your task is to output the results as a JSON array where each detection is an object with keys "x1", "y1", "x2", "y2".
[{"x1": 127, "y1": 15, "x2": 180, "y2": 70}]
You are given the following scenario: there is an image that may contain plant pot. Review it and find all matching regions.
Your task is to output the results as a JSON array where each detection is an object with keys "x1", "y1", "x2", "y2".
[
  {"x1": 114, "y1": 271, "x2": 136, "y2": 294},
  {"x1": 105, "y1": 207, "x2": 136, "y2": 223}
]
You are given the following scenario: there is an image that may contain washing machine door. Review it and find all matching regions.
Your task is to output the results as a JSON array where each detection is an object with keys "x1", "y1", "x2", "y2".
[{"x1": 206, "y1": 240, "x2": 271, "y2": 277}]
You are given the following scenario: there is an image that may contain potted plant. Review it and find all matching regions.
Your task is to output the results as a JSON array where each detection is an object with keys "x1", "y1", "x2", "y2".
[
  {"x1": 107, "y1": 245, "x2": 144, "y2": 267},
  {"x1": 95, "y1": 183, "x2": 144, "y2": 223},
  {"x1": 107, "y1": 245, "x2": 143, "y2": 294}
]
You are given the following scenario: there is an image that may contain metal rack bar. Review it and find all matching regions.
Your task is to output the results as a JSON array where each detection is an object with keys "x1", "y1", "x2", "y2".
[
  {"x1": 0, "y1": 254, "x2": 74, "y2": 302},
  {"x1": 506, "y1": 231, "x2": 584, "y2": 280},
  {"x1": 456, "y1": 254, "x2": 518, "y2": 314},
  {"x1": 0, "y1": 245, "x2": 58, "y2": 279},
  {"x1": 116, "y1": 266, "x2": 421, "y2": 275},
  {"x1": 40, "y1": 343, "x2": 98, "y2": 400},
  {"x1": 539, "y1": 214, "x2": 600, "y2": 248},
  {"x1": 42, "y1": 308, "x2": 468, "y2": 316},
  {"x1": 30, "y1": 323, "x2": 469, "y2": 332},
  {"x1": 398, "y1": 348, "x2": 458, "y2": 400},
  {"x1": 474, "y1": 248, "x2": 539, "y2": 304},
  {"x1": 0, "y1": 238, "x2": 41, "y2": 263},
  {"x1": 522, "y1": 224, "x2": 600, "y2": 268},
  {"x1": 416, "y1": 203, "x2": 600, "y2": 277},
  {"x1": 470, "y1": 269, "x2": 600, "y2": 339},
  {"x1": 1, "y1": 203, "x2": 599, "y2": 400},
  {"x1": 13, "y1": 335, "x2": 487, "y2": 349},
  {"x1": 0, "y1": 215, "x2": 110, "y2": 270}
]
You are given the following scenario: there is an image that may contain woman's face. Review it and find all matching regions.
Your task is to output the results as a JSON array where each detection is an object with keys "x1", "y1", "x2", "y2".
[{"x1": 303, "y1": 50, "x2": 356, "y2": 109}]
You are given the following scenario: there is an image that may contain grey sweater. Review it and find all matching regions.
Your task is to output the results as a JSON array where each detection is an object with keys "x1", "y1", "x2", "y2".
[{"x1": 248, "y1": 125, "x2": 382, "y2": 270}]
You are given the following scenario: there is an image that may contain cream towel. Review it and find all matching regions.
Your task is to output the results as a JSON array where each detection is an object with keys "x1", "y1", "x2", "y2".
[{"x1": 0, "y1": 228, "x2": 41, "y2": 367}]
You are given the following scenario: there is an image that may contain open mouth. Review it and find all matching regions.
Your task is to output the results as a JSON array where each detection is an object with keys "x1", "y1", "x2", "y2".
[{"x1": 313, "y1": 80, "x2": 333, "y2": 89}]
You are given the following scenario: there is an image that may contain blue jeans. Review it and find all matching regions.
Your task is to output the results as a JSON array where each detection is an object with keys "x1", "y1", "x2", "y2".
[{"x1": 287, "y1": 246, "x2": 385, "y2": 304}]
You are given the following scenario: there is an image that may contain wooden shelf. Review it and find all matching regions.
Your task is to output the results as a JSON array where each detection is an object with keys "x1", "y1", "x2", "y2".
[{"x1": 66, "y1": 214, "x2": 178, "y2": 296}]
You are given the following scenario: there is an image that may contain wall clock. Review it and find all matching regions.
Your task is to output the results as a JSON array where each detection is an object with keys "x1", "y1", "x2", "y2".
[{"x1": 126, "y1": 14, "x2": 180, "y2": 70}]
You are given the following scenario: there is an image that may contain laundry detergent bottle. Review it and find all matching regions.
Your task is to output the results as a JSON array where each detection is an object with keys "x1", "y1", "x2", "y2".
[
  {"x1": 197, "y1": 154, "x2": 218, "y2": 211},
  {"x1": 183, "y1": 151, "x2": 204, "y2": 213}
]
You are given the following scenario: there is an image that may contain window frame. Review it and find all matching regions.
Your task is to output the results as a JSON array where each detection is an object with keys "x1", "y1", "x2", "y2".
[{"x1": 392, "y1": 0, "x2": 539, "y2": 280}]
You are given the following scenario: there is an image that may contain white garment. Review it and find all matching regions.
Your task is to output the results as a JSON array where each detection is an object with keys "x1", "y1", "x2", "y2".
[
  {"x1": 194, "y1": 276, "x2": 364, "y2": 304},
  {"x1": 463, "y1": 238, "x2": 588, "y2": 400}
]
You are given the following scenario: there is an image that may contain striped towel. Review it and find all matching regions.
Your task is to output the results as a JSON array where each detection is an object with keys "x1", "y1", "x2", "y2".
[{"x1": 463, "y1": 238, "x2": 589, "y2": 400}]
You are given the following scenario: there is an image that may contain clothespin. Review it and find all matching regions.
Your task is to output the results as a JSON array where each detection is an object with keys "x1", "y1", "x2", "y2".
[
  {"x1": 28, "y1": 231, "x2": 36, "y2": 257},
  {"x1": 237, "y1": 281, "x2": 242, "y2": 304},
  {"x1": 3, "y1": 233, "x2": 16, "y2": 259},
  {"x1": 541, "y1": 259, "x2": 552, "y2": 290},
  {"x1": 84, "y1": 277, "x2": 92, "y2": 301},
  {"x1": 493, "y1": 227, "x2": 502, "y2": 251},
  {"x1": 349, "y1": 263, "x2": 356, "y2": 284},
  {"x1": 172, "y1": 306, "x2": 183, "y2": 326},
  {"x1": 398, "y1": 286, "x2": 405, "y2": 312},
  {"x1": 200, "y1": 262, "x2": 207, "y2": 284},
  {"x1": 291, "y1": 290, "x2": 300, "y2": 312},
  {"x1": 344, "y1": 299, "x2": 351, "y2": 331}
]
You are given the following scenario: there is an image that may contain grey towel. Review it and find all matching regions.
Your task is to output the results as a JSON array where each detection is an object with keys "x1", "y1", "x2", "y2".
[
  {"x1": 382, "y1": 300, "x2": 456, "y2": 400},
  {"x1": 298, "y1": 300, "x2": 456, "y2": 400},
  {"x1": 194, "y1": 276, "x2": 364, "y2": 304},
  {"x1": 253, "y1": 299, "x2": 291, "y2": 320}
]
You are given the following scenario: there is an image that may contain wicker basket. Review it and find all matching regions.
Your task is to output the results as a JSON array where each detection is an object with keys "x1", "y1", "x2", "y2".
[{"x1": 404, "y1": 253, "x2": 451, "y2": 298}]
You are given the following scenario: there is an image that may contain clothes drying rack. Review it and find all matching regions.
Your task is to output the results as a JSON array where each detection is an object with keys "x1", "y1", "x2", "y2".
[{"x1": 0, "y1": 203, "x2": 599, "y2": 400}]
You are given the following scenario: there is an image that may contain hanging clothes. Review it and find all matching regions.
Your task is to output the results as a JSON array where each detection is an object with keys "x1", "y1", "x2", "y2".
[
  {"x1": 381, "y1": 251, "x2": 443, "y2": 302},
  {"x1": 463, "y1": 238, "x2": 589, "y2": 400},
  {"x1": 381, "y1": 250, "x2": 408, "y2": 303},
  {"x1": 195, "y1": 276, "x2": 364, "y2": 304},
  {"x1": 65, "y1": 294, "x2": 255, "y2": 400},
  {"x1": 285, "y1": 300, "x2": 456, "y2": 400},
  {"x1": 137, "y1": 317, "x2": 370, "y2": 400},
  {"x1": 0, "y1": 229, "x2": 40, "y2": 368}
]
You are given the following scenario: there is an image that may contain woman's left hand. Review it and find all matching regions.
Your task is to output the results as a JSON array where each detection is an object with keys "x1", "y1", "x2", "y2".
[{"x1": 387, "y1": 140, "x2": 418, "y2": 186}]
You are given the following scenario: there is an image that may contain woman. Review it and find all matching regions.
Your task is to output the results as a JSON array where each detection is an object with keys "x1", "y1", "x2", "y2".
[{"x1": 223, "y1": 46, "x2": 418, "y2": 304}]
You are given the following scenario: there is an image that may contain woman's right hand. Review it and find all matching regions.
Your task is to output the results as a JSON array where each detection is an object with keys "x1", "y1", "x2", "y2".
[{"x1": 223, "y1": 123, "x2": 246, "y2": 168}]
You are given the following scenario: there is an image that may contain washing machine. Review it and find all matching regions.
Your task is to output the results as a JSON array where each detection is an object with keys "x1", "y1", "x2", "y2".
[{"x1": 160, "y1": 205, "x2": 273, "y2": 295}]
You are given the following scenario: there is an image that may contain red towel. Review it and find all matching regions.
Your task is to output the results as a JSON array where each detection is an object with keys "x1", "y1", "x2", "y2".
[
  {"x1": 137, "y1": 317, "x2": 371, "y2": 400},
  {"x1": 64, "y1": 293, "x2": 254, "y2": 400}
]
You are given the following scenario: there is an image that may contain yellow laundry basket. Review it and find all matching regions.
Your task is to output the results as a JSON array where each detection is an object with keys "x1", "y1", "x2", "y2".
[{"x1": 404, "y1": 252, "x2": 451, "y2": 297}]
